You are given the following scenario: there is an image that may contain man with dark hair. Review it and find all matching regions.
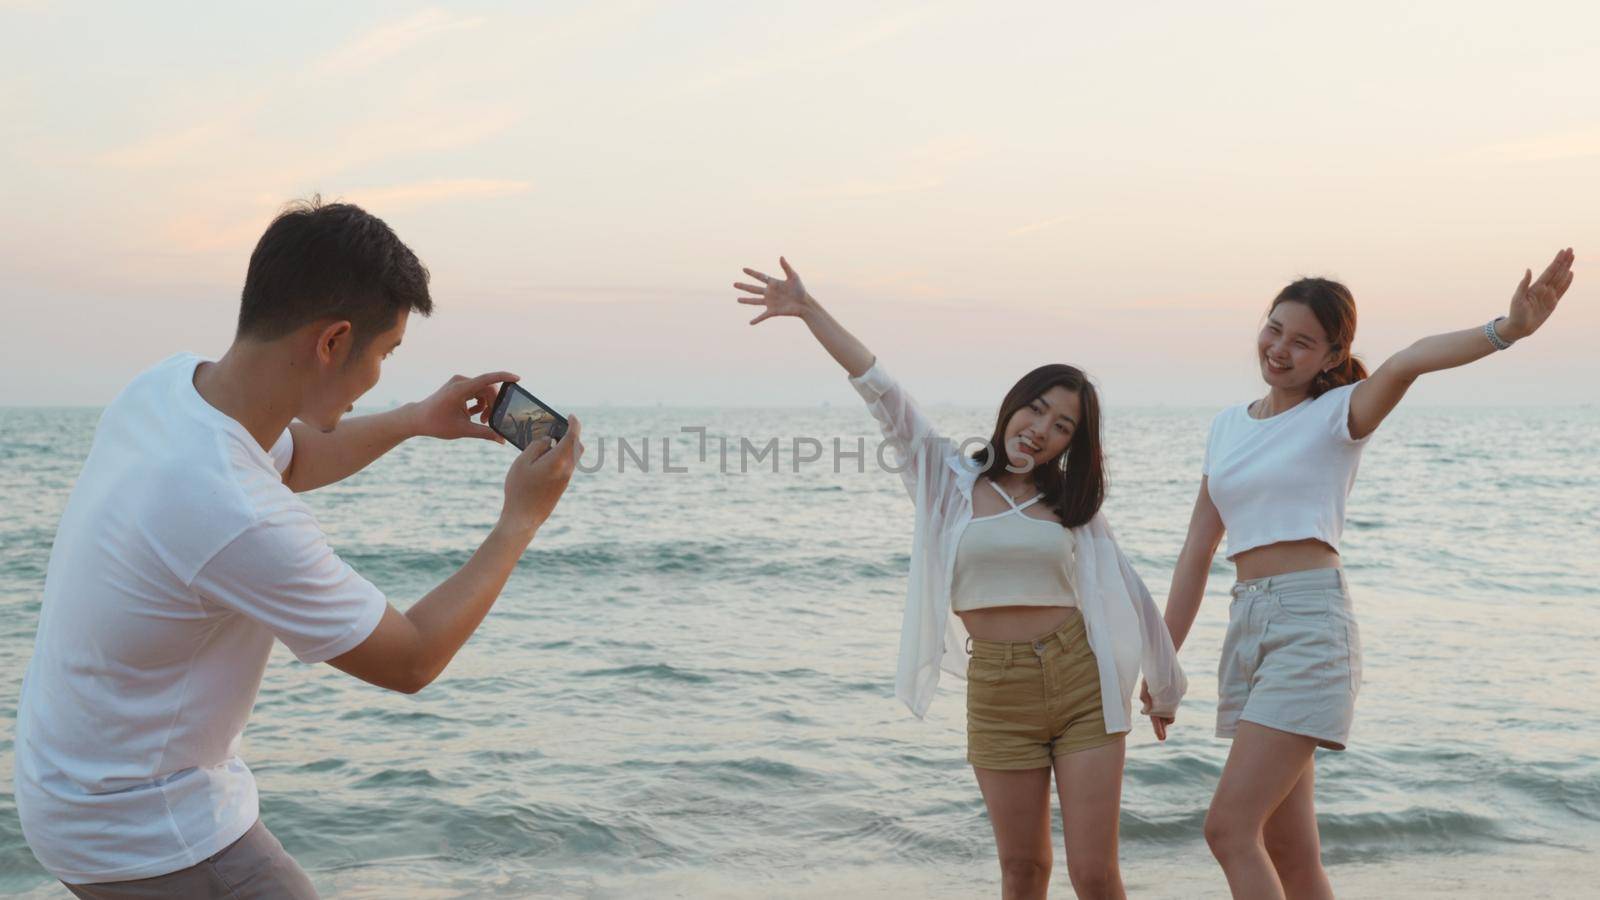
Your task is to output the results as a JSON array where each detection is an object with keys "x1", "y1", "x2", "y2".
[{"x1": 14, "y1": 199, "x2": 582, "y2": 898}]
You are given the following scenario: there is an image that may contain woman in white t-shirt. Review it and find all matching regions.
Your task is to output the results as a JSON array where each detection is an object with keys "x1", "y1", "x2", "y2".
[
  {"x1": 1152, "y1": 248, "x2": 1577, "y2": 898},
  {"x1": 734, "y1": 258, "x2": 1186, "y2": 899}
]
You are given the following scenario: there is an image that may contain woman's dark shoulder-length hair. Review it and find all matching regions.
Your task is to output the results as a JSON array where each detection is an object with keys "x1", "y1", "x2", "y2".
[{"x1": 968, "y1": 364, "x2": 1106, "y2": 529}]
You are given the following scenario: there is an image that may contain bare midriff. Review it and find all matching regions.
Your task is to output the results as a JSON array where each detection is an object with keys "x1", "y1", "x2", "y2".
[
  {"x1": 1232, "y1": 537, "x2": 1341, "y2": 581},
  {"x1": 957, "y1": 605, "x2": 1077, "y2": 642}
]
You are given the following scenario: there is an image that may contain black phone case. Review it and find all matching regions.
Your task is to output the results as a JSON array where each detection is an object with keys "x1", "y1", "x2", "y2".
[{"x1": 489, "y1": 382, "x2": 569, "y2": 450}]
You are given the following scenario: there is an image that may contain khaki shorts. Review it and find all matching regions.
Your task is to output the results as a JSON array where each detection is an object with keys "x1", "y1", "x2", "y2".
[
  {"x1": 1217, "y1": 567, "x2": 1362, "y2": 751},
  {"x1": 62, "y1": 820, "x2": 318, "y2": 899},
  {"x1": 966, "y1": 609, "x2": 1122, "y2": 769}
]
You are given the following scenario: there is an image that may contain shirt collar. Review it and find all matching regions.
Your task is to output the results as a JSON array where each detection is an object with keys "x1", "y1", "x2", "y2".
[{"x1": 947, "y1": 450, "x2": 981, "y2": 497}]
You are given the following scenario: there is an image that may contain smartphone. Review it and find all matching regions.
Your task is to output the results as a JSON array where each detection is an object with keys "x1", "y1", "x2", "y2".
[{"x1": 489, "y1": 382, "x2": 569, "y2": 450}]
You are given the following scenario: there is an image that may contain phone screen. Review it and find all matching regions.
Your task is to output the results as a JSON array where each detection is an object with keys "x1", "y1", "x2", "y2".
[{"x1": 491, "y1": 384, "x2": 568, "y2": 450}]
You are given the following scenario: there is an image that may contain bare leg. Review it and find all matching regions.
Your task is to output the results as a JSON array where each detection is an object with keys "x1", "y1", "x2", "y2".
[
  {"x1": 1053, "y1": 737, "x2": 1127, "y2": 900},
  {"x1": 1262, "y1": 763, "x2": 1334, "y2": 899},
  {"x1": 1204, "y1": 721, "x2": 1320, "y2": 900},
  {"x1": 974, "y1": 765, "x2": 1055, "y2": 900}
]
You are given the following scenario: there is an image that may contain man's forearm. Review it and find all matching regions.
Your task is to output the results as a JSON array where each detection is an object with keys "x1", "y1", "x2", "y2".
[
  {"x1": 402, "y1": 523, "x2": 533, "y2": 687},
  {"x1": 282, "y1": 405, "x2": 420, "y2": 492}
]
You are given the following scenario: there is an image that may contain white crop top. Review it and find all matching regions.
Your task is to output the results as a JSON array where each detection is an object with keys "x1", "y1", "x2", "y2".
[
  {"x1": 1203, "y1": 382, "x2": 1370, "y2": 560},
  {"x1": 951, "y1": 481, "x2": 1078, "y2": 612}
]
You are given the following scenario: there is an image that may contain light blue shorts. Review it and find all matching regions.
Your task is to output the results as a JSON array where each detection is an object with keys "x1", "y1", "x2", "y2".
[{"x1": 1216, "y1": 567, "x2": 1362, "y2": 750}]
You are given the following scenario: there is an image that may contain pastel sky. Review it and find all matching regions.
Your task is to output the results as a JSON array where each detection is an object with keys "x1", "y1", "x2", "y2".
[{"x1": 3, "y1": 1, "x2": 1596, "y2": 409}]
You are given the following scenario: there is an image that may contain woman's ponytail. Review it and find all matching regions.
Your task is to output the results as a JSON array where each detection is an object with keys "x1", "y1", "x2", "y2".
[{"x1": 1310, "y1": 353, "x2": 1368, "y2": 397}]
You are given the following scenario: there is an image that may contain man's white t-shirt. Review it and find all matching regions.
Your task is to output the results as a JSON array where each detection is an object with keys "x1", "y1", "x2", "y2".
[{"x1": 14, "y1": 353, "x2": 388, "y2": 885}]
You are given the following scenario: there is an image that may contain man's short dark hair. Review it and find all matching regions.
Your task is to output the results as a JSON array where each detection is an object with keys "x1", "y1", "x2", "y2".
[{"x1": 237, "y1": 197, "x2": 433, "y2": 354}]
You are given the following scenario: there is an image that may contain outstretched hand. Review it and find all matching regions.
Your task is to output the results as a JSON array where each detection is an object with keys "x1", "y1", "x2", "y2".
[
  {"x1": 411, "y1": 371, "x2": 519, "y2": 442},
  {"x1": 1504, "y1": 247, "x2": 1576, "y2": 341},
  {"x1": 735, "y1": 257, "x2": 811, "y2": 325}
]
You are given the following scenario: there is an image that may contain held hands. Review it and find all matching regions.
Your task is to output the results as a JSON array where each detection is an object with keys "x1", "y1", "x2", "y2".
[
  {"x1": 735, "y1": 257, "x2": 812, "y2": 324},
  {"x1": 1139, "y1": 681, "x2": 1174, "y2": 741},
  {"x1": 410, "y1": 372, "x2": 520, "y2": 442},
  {"x1": 500, "y1": 415, "x2": 584, "y2": 538},
  {"x1": 1503, "y1": 247, "x2": 1576, "y2": 341}
]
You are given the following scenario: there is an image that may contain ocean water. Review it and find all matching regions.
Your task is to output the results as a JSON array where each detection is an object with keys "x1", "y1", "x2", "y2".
[{"x1": 2, "y1": 402, "x2": 1598, "y2": 898}]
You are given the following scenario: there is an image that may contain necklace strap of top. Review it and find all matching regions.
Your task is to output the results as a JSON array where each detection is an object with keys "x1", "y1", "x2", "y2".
[{"x1": 986, "y1": 479, "x2": 1042, "y2": 513}]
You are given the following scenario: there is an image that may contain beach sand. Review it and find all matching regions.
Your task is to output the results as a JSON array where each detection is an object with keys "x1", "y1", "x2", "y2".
[{"x1": 17, "y1": 842, "x2": 1566, "y2": 898}]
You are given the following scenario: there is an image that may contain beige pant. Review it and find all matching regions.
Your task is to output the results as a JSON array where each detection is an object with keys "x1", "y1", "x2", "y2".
[
  {"x1": 62, "y1": 820, "x2": 318, "y2": 900},
  {"x1": 965, "y1": 609, "x2": 1122, "y2": 769},
  {"x1": 1217, "y1": 566, "x2": 1361, "y2": 750}
]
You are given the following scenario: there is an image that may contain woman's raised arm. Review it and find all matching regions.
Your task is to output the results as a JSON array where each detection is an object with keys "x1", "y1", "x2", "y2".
[
  {"x1": 1347, "y1": 247, "x2": 1576, "y2": 440},
  {"x1": 735, "y1": 258, "x2": 941, "y2": 496}
]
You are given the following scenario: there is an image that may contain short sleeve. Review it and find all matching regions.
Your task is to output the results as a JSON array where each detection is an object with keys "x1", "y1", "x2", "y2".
[
  {"x1": 192, "y1": 510, "x2": 387, "y2": 664},
  {"x1": 1201, "y1": 411, "x2": 1224, "y2": 476},
  {"x1": 1321, "y1": 383, "x2": 1370, "y2": 444},
  {"x1": 268, "y1": 428, "x2": 294, "y2": 475}
]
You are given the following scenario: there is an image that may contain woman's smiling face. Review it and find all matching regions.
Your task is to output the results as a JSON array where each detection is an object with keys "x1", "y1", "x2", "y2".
[
  {"x1": 1001, "y1": 385, "x2": 1079, "y2": 472},
  {"x1": 1258, "y1": 300, "x2": 1338, "y2": 391}
]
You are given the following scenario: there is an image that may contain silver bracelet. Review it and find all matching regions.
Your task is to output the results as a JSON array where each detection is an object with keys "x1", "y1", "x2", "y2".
[{"x1": 1483, "y1": 317, "x2": 1514, "y2": 351}]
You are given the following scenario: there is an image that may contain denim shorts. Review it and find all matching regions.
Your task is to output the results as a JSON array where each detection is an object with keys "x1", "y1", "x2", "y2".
[
  {"x1": 965, "y1": 609, "x2": 1122, "y2": 769},
  {"x1": 1216, "y1": 567, "x2": 1362, "y2": 750}
]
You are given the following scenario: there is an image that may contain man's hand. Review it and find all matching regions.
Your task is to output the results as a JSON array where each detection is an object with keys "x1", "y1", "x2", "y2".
[
  {"x1": 408, "y1": 371, "x2": 519, "y2": 442},
  {"x1": 500, "y1": 415, "x2": 584, "y2": 537}
]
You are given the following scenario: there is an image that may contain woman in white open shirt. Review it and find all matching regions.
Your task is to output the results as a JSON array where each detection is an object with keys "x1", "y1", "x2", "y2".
[
  {"x1": 1155, "y1": 249, "x2": 1576, "y2": 899},
  {"x1": 735, "y1": 258, "x2": 1186, "y2": 899}
]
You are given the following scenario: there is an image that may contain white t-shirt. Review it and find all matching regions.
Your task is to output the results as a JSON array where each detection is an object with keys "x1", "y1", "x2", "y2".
[
  {"x1": 1203, "y1": 383, "x2": 1371, "y2": 560},
  {"x1": 14, "y1": 353, "x2": 388, "y2": 885}
]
